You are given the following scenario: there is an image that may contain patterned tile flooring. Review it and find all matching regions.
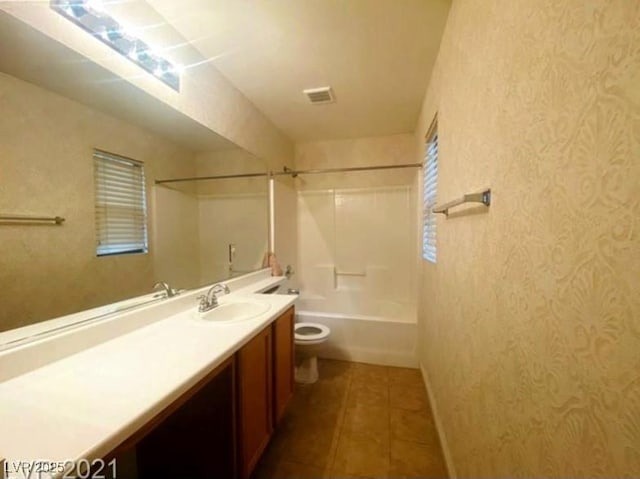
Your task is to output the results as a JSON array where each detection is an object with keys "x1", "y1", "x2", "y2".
[{"x1": 253, "y1": 359, "x2": 448, "y2": 478}]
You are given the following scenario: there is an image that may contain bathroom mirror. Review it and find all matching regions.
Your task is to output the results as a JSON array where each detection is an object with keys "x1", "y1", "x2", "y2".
[{"x1": 0, "y1": 11, "x2": 269, "y2": 342}]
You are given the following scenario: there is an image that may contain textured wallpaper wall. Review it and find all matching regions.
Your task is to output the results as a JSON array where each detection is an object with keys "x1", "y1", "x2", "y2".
[
  {"x1": 415, "y1": 0, "x2": 640, "y2": 476},
  {"x1": 295, "y1": 134, "x2": 418, "y2": 190},
  {"x1": 195, "y1": 149, "x2": 269, "y2": 196}
]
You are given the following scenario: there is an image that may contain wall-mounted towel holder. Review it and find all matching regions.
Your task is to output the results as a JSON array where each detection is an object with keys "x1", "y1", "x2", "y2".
[
  {"x1": 0, "y1": 214, "x2": 65, "y2": 225},
  {"x1": 433, "y1": 189, "x2": 491, "y2": 216}
]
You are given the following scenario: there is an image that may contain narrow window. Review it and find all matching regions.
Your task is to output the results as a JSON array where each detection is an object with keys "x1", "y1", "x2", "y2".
[
  {"x1": 422, "y1": 122, "x2": 438, "y2": 263},
  {"x1": 94, "y1": 150, "x2": 148, "y2": 256}
]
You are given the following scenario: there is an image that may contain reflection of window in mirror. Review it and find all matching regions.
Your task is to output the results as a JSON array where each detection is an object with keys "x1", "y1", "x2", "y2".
[{"x1": 94, "y1": 150, "x2": 148, "y2": 256}]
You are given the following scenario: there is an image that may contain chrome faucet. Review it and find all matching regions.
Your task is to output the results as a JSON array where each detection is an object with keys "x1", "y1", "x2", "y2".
[
  {"x1": 197, "y1": 283, "x2": 231, "y2": 313},
  {"x1": 153, "y1": 281, "x2": 178, "y2": 298}
]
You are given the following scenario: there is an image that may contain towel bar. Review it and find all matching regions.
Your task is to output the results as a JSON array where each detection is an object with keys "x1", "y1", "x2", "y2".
[
  {"x1": 433, "y1": 189, "x2": 491, "y2": 216},
  {"x1": 0, "y1": 214, "x2": 65, "y2": 225}
]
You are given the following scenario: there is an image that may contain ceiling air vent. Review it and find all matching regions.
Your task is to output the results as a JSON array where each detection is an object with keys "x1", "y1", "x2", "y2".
[{"x1": 303, "y1": 86, "x2": 335, "y2": 104}]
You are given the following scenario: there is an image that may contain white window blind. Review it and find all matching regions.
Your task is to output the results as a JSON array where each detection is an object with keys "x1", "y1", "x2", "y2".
[
  {"x1": 94, "y1": 150, "x2": 148, "y2": 256},
  {"x1": 422, "y1": 130, "x2": 438, "y2": 263}
]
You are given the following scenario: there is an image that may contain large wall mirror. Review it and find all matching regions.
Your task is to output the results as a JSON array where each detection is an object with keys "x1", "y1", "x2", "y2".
[{"x1": 0, "y1": 12, "x2": 270, "y2": 343}]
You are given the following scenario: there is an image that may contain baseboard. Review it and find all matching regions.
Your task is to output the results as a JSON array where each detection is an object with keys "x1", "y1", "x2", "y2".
[
  {"x1": 320, "y1": 345, "x2": 418, "y2": 368},
  {"x1": 420, "y1": 363, "x2": 457, "y2": 478}
]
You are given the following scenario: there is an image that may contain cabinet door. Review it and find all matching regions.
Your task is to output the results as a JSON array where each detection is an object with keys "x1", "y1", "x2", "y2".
[
  {"x1": 273, "y1": 307, "x2": 295, "y2": 425},
  {"x1": 237, "y1": 327, "x2": 273, "y2": 479},
  {"x1": 136, "y1": 358, "x2": 236, "y2": 479}
]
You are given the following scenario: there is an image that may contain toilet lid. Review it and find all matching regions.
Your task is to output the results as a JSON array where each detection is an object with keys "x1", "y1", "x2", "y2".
[{"x1": 295, "y1": 322, "x2": 330, "y2": 341}]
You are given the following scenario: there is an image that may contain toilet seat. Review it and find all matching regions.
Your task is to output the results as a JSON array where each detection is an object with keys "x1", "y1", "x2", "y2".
[
  {"x1": 294, "y1": 322, "x2": 331, "y2": 384},
  {"x1": 294, "y1": 322, "x2": 330, "y2": 342}
]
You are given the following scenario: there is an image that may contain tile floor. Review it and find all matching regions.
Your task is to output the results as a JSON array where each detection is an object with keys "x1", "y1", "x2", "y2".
[{"x1": 253, "y1": 359, "x2": 448, "y2": 479}]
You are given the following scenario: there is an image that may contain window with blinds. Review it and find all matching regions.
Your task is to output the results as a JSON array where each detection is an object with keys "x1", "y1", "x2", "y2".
[
  {"x1": 94, "y1": 150, "x2": 148, "y2": 256},
  {"x1": 422, "y1": 127, "x2": 438, "y2": 263}
]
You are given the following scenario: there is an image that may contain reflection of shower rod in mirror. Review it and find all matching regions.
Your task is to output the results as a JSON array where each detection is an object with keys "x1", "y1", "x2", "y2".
[
  {"x1": 155, "y1": 163, "x2": 423, "y2": 184},
  {"x1": 155, "y1": 172, "x2": 269, "y2": 185}
]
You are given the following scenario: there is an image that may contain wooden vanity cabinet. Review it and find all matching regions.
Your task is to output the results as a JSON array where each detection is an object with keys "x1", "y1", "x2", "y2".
[
  {"x1": 129, "y1": 357, "x2": 236, "y2": 479},
  {"x1": 272, "y1": 306, "x2": 295, "y2": 426},
  {"x1": 104, "y1": 306, "x2": 296, "y2": 479},
  {"x1": 236, "y1": 326, "x2": 273, "y2": 479},
  {"x1": 236, "y1": 306, "x2": 295, "y2": 479}
]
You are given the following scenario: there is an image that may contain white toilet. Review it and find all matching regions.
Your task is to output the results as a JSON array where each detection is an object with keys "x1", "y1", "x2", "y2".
[{"x1": 294, "y1": 322, "x2": 331, "y2": 384}]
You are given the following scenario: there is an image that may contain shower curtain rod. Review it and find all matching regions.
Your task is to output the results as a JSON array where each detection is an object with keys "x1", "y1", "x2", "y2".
[
  {"x1": 273, "y1": 163, "x2": 422, "y2": 178},
  {"x1": 154, "y1": 163, "x2": 422, "y2": 184},
  {"x1": 155, "y1": 172, "x2": 268, "y2": 185}
]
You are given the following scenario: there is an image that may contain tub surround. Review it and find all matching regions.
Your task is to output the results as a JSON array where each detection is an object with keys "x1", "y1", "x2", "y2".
[
  {"x1": 0, "y1": 270, "x2": 292, "y2": 471},
  {"x1": 296, "y1": 297, "x2": 415, "y2": 323},
  {"x1": 296, "y1": 186, "x2": 417, "y2": 305},
  {"x1": 298, "y1": 309, "x2": 418, "y2": 368},
  {"x1": 294, "y1": 183, "x2": 418, "y2": 368},
  {"x1": 295, "y1": 296, "x2": 417, "y2": 368}
]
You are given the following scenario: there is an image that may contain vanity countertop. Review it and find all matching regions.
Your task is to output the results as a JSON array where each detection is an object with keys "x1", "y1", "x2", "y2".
[{"x1": 0, "y1": 274, "x2": 294, "y2": 477}]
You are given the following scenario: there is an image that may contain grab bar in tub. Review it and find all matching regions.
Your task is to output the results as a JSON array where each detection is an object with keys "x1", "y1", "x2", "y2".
[{"x1": 334, "y1": 267, "x2": 366, "y2": 277}]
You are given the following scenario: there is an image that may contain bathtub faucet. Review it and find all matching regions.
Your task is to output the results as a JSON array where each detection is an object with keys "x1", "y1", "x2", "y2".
[{"x1": 197, "y1": 283, "x2": 231, "y2": 312}]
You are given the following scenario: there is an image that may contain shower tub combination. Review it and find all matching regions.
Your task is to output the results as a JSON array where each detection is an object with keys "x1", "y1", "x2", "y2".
[
  {"x1": 294, "y1": 186, "x2": 420, "y2": 368},
  {"x1": 294, "y1": 297, "x2": 418, "y2": 368}
]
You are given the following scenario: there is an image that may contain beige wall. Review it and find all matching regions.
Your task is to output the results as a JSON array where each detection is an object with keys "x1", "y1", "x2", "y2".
[
  {"x1": 295, "y1": 134, "x2": 418, "y2": 190},
  {"x1": 196, "y1": 149, "x2": 268, "y2": 196},
  {"x1": 415, "y1": 0, "x2": 640, "y2": 476},
  {"x1": 0, "y1": 72, "x2": 198, "y2": 331}
]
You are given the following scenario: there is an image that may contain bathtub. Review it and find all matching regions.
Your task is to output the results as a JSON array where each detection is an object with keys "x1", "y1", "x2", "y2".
[{"x1": 294, "y1": 297, "x2": 418, "y2": 368}]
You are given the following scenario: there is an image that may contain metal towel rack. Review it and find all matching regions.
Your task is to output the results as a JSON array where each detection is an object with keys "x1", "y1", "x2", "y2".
[
  {"x1": 0, "y1": 214, "x2": 65, "y2": 225},
  {"x1": 433, "y1": 189, "x2": 491, "y2": 216}
]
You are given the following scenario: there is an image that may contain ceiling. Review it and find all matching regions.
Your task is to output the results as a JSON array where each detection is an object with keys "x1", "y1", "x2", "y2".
[{"x1": 146, "y1": 0, "x2": 451, "y2": 142}]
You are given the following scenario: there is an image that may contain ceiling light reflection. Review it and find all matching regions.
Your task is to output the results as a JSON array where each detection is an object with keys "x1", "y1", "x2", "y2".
[{"x1": 50, "y1": 0, "x2": 180, "y2": 91}]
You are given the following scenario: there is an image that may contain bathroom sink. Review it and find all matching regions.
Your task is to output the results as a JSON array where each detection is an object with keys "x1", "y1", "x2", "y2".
[{"x1": 194, "y1": 300, "x2": 271, "y2": 322}]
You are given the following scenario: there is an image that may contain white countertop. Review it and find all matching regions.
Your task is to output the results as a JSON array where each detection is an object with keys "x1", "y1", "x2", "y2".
[{"x1": 0, "y1": 273, "x2": 294, "y2": 478}]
